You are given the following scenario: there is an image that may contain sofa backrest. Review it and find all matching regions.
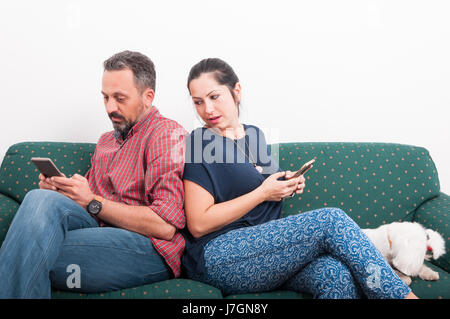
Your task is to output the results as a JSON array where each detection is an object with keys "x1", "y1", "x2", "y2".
[
  {"x1": 273, "y1": 142, "x2": 441, "y2": 228},
  {"x1": 0, "y1": 141, "x2": 441, "y2": 229},
  {"x1": 0, "y1": 142, "x2": 96, "y2": 203}
]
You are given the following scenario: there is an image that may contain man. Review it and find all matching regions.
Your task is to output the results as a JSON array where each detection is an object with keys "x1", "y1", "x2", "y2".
[{"x1": 0, "y1": 51, "x2": 187, "y2": 298}]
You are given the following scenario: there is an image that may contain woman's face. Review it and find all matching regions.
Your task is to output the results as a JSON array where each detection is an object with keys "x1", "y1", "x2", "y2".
[{"x1": 189, "y1": 72, "x2": 241, "y2": 131}]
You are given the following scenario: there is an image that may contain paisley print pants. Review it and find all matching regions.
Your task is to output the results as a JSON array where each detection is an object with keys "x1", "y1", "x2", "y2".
[{"x1": 202, "y1": 208, "x2": 411, "y2": 299}]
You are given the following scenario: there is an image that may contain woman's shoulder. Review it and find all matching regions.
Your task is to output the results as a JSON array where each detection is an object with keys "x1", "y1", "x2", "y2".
[
  {"x1": 184, "y1": 127, "x2": 214, "y2": 164},
  {"x1": 186, "y1": 127, "x2": 211, "y2": 145},
  {"x1": 244, "y1": 123, "x2": 259, "y2": 130},
  {"x1": 242, "y1": 123, "x2": 261, "y2": 131},
  {"x1": 188, "y1": 124, "x2": 262, "y2": 134},
  {"x1": 244, "y1": 124, "x2": 267, "y2": 143},
  {"x1": 190, "y1": 126, "x2": 207, "y2": 135},
  {"x1": 244, "y1": 123, "x2": 265, "y2": 135},
  {"x1": 186, "y1": 124, "x2": 265, "y2": 144}
]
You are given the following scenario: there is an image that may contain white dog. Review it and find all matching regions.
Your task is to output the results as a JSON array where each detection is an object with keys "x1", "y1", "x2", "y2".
[{"x1": 362, "y1": 222, "x2": 446, "y2": 285}]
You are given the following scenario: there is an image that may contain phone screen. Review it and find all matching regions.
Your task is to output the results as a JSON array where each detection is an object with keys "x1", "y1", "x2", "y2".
[
  {"x1": 292, "y1": 159, "x2": 315, "y2": 178},
  {"x1": 31, "y1": 157, "x2": 63, "y2": 178}
]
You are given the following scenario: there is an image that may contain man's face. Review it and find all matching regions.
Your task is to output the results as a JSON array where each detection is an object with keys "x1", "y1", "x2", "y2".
[{"x1": 101, "y1": 68, "x2": 153, "y2": 138}]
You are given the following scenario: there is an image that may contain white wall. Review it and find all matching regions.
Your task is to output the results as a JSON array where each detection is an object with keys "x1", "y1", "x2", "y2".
[{"x1": 1, "y1": 0, "x2": 449, "y2": 193}]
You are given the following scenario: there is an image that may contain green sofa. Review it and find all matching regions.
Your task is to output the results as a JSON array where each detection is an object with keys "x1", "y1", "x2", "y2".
[{"x1": 0, "y1": 141, "x2": 448, "y2": 299}]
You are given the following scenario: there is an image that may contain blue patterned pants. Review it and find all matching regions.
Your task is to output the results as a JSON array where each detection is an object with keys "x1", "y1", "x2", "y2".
[{"x1": 202, "y1": 208, "x2": 411, "y2": 299}]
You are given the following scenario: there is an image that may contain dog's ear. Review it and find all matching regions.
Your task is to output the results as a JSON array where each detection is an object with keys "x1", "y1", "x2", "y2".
[{"x1": 426, "y1": 229, "x2": 446, "y2": 260}]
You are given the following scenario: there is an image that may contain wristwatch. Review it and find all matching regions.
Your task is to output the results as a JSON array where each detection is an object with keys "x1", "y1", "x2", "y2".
[{"x1": 87, "y1": 195, "x2": 103, "y2": 215}]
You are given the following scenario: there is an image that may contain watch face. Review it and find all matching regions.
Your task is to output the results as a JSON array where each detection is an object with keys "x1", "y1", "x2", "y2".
[{"x1": 88, "y1": 200, "x2": 102, "y2": 215}]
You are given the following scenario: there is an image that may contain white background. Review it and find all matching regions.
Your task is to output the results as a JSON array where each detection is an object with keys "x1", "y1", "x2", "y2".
[{"x1": 1, "y1": 0, "x2": 449, "y2": 193}]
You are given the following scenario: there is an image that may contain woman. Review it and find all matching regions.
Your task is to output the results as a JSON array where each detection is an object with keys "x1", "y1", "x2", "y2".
[{"x1": 181, "y1": 58, "x2": 418, "y2": 299}]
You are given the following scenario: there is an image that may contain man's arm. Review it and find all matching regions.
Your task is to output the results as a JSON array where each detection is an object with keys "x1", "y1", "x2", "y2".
[
  {"x1": 144, "y1": 125, "x2": 187, "y2": 232},
  {"x1": 91, "y1": 195, "x2": 176, "y2": 241},
  {"x1": 48, "y1": 174, "x2": 176, "y2": 241}
]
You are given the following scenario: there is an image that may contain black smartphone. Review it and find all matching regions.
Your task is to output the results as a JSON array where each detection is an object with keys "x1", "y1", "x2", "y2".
[
  {"x1": 292, "y1": 159, "x2": 315, "y2": 178},
  {"x1": 31, "y1": 157, "x2": 64, "y2": 178}
]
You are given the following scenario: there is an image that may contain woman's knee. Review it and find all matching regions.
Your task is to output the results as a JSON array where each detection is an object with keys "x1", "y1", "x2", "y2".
[
  {"x1": 324, "y1": 207, "x2": 350, "y2": 221},
  {"x1": 314, "y1": 207, "x2": 356, "y2": 229}
]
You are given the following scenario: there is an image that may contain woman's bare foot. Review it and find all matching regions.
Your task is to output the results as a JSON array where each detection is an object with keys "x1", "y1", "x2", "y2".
[{"x1": 404, "y1": 291, "x2": 419, "y2": 299}]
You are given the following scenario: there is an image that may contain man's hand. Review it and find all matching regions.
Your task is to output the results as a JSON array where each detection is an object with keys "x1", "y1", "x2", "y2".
[
  {"x1": 39, "y1": 173, "x2": 66, "y2": 191},
  {"x1": 49, "y1": 174, "x2": 95, "y2": 209}
]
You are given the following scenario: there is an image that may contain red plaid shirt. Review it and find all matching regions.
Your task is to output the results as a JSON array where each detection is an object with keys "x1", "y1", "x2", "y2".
[{"x1": 85, "y1": 106, "x2": 187, "y2": 278}]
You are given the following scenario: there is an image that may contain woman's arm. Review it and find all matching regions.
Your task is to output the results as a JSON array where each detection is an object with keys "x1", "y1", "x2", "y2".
[{"x1": 184, "y1": 171, "x2": 304, "y2": 238}]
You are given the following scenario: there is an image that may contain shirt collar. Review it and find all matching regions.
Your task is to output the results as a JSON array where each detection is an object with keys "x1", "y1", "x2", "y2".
[{"x1": 114, "y1": 106, "x2": 160, "y2": 143}]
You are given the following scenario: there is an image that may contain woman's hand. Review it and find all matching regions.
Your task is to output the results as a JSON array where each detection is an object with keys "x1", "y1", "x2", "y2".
[
  {"x1": 257, "y1": 171, "x2": 303, "y2": 201},
  {"x1": 284, "y1": 170, "x2": 306, "y2": 196}
]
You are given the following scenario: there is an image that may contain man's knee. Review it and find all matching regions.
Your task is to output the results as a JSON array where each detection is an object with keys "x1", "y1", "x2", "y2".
[
  {"x1": 19, "y1": 190, "x2": 70, "y2": 228},
  {"x1": 23, "y1": 189, "x2": 64, "y2": 206}
]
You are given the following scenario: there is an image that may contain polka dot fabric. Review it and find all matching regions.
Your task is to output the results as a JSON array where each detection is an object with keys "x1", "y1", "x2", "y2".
[
  {"x1": 0, "y1": 142, "x2": 96, "y2": 203},
  {"x1": 275, "y1": 142, "x2": 441, "y2": 228},
  {"x1": 51, "y1": 279, "x2": 222, "y2": 299}
]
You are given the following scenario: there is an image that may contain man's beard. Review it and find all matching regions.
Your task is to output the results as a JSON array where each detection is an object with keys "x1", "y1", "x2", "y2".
[{"x1": 109, "y1": 112, "x2": 136, "y2": 140}]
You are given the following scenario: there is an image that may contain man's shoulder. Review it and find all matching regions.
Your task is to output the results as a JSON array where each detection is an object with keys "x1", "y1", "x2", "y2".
[
  {"x1": 96, "y1": 130, "x2": 115, "y2": 145},
  {"x1": 156, "y1": 116, "x2": 188, "y2": 135},
  {"x1": 147, "y1": 108, "x2": 187, "y2": 137},
  {"x1": 144, "y1": 113, "x2": 188, "y2": 155}
]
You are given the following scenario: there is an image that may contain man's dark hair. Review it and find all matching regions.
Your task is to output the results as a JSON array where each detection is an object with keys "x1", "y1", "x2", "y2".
[{"x1": 103, "y1": 50, "x2": 156, "y2": 92}]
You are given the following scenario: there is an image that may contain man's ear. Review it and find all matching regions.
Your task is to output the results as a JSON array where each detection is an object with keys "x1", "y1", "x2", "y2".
[{"x1": 143, "y1": 88, "x2": 155, "y2": 107}]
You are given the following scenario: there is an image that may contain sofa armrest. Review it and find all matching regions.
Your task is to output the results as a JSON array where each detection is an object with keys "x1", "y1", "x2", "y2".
[
  {"x1": 0, "y1": 142, "x2": 96, "y2": 203},
  {"x1": 413, "y1": 192, "x2": 450, "y2": 272},
  {"x1": 0, "y1": 193, "x2": 20, "y2": 246}
]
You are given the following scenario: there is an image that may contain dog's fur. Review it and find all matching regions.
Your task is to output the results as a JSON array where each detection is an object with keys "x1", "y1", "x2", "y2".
[{"x1": 362, "y1": 222, "x2": 446, "y2": 285}]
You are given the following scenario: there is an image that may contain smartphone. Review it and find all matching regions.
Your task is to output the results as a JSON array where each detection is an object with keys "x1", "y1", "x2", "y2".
[
  {"x1": 31, "y1": 157, "x2": 64, "y2": 178},
  {"x1": 292, "y1": 159, "x2": 315, "y2": 178}
]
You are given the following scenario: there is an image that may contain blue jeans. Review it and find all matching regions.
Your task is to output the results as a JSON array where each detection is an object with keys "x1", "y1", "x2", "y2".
[
  {"x1": 0, "y1": 189, "x2": 171, "y2": 298},
  {"x1": 202, "y1": 208, "x2": 411, "y2": 299}
]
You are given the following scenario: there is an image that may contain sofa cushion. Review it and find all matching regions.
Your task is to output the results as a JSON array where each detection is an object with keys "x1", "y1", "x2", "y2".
[
  {"x1": 409, "y1": 261, "x2": 449, "y2": 299},
  {"x1": 225, "y1": 290, "x2": 310, "y2": 299},
  {"x1": 273, "y1": 142, "x2": 440, "y2": 228},
  {"x1": 0, "y1": 142, "x2": 96, "y2": 203},
  {"x1": 51, "y1": 278, "x2": 223, "y2": 299}
]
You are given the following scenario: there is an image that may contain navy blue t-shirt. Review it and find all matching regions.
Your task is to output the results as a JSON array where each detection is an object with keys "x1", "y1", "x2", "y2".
[{"x1": 181, "y1": 124, "x2": 283, "y2": 279}]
